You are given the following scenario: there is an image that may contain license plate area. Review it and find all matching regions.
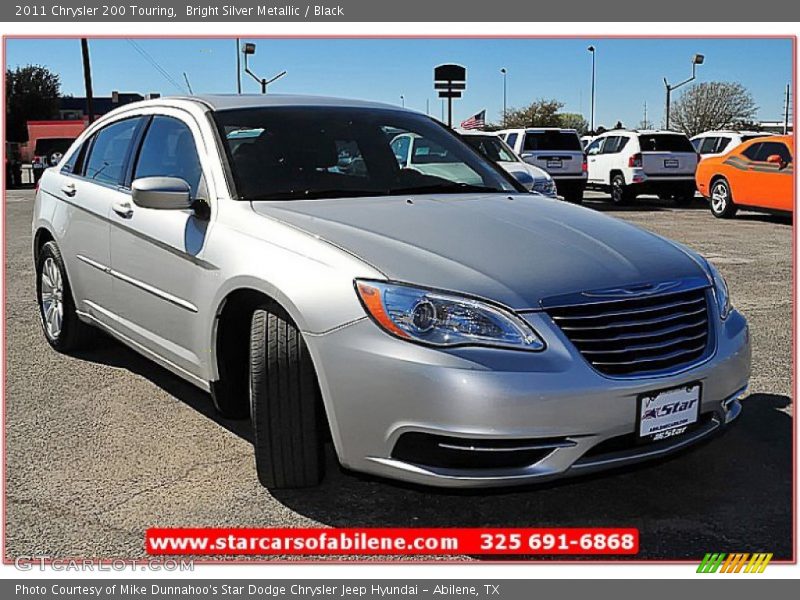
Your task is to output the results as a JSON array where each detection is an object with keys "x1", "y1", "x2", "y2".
[
  {"x1": 638, "y1": 382, "x2": 701, "y2": 441},
  {"x1": 546, "y1": 159, "x2": 563, "y2": 169},
  {"x1": 664, "y1": 158, "x2": 679, "y2": 168}
]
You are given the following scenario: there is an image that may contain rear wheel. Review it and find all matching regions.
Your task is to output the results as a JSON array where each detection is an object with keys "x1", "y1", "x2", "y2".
[
  {"x1": 249, "y1": 307, "x2": 325, "y2": 489},
  {"x1": 610, "y1": 174, "x2": 631, "y2": 205},
  {"x1": 36, "y1": 241, "x2": 94, "y2": 352},
  {"x1": 709, "y1": 178, "x2": 738, "y2": 219}
]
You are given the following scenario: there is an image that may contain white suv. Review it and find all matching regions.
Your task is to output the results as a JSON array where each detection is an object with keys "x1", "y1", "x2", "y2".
[
  {"x1": 498, "y1": 128, "x2": 587, "y2": 203},
  {"x1": 585, "y1": 130, "x2": 699, "y2": 205},
  {"x1": 691, "y1": 130, "x2": 769, "y2": 158}
]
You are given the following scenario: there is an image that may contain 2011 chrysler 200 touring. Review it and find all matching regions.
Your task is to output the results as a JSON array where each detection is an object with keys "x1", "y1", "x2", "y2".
[{"x1": 33, "y1": 95, "x2": 751, "y2": 489}]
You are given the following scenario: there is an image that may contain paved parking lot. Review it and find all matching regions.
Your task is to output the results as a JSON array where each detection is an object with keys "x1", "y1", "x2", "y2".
[{"x1": 3, "y1": 188, "x2": 793, "y2": 561}]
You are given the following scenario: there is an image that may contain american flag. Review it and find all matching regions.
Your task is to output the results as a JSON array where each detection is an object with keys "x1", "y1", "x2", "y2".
[{"x1": 460, "y1": 110, "x2": 486, "y2": 130}]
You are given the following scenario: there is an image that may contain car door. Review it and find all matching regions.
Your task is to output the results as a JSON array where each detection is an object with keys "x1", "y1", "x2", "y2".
[
  {"x1": 108, "y1": 113, "x2": 212, "y2": 378},
  {"x1": 745, "y1": 141, "x2": 794, "y2": 210},
  {"x1": 50, "y1": 116, "x2": 144, "y2": 325},
  {"x1": 585, "y1": 136, "x2": 606, "y2": 183}
]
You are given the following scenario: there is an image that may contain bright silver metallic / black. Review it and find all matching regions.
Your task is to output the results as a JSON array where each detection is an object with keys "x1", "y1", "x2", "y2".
[{"x1": 32, "y1": 94, "x2": 751, "y2": 489}]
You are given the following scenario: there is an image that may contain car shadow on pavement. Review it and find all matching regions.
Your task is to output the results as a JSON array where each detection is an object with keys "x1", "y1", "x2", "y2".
[{"x1": 74, "y1": 334, "x2": 793, "y2": 559}]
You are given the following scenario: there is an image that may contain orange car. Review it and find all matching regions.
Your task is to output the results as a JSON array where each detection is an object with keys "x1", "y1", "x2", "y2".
[{"x1": 696, "y1": 135, "x2": 794, "y2": 218}]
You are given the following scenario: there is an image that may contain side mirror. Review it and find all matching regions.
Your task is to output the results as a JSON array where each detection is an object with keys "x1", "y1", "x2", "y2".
[
  {"x1": 132, "y1": 177, "x2": 193, "y2": 210},
  {"x1": 766, "y1": 154, "x2": 786, "y2": 168}
]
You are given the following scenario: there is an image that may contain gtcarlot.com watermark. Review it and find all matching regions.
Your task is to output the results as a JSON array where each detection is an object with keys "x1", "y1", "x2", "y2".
[{"x1": 14, "y1": 556, "x2": 194, "y2": 572}]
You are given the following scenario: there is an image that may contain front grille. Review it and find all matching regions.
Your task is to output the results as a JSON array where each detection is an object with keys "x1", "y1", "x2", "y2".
[{"x1": 545, "y1": 286, "x2": 711, "y2": 377}]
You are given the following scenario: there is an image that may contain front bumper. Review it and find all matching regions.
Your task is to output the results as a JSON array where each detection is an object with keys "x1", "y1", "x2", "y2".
[{"x1": 306, "y1": 308, "x2": 750, "y2": 488}]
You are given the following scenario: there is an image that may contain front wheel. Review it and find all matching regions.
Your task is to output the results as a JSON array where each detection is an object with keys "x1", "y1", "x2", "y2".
[
  {"x1": 36, "y1": 241, "x2": 94, "y2": 352},
  {"x1": 709, "y1": 179, "x2": 738, "y2": 219},
  {"x1": 249, "y1": 307, "x2": 326, "y2": 489}
]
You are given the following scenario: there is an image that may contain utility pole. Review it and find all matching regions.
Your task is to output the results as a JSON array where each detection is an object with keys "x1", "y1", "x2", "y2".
[
  {"x1": 784, "y1": 83, "x2": 790, "y2": 135},
  {"x1": 236, "y1": 38, "x2": 242, "y2": 94},
  {"x1": 587, "y1": 46, "x2": 596, "y2": 132},
  {"x1": 643, "y1": 101, "x2": 648, "y2": 129},
  {"x1": 80, "y1": 38, "x2": 95, "y2": 123}
]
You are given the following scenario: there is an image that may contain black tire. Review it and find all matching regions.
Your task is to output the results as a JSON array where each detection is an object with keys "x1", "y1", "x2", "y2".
[
  {"x1": 709, "y1": 178, "x2": 738, "y2": 219},
  {"x1": 249, "y1": 307, "x2": 325, "y2": 489},
  {"x1": 563, "y1": 187, "x2": 584, "y2": 204},
  {"x1": 610, "y1": 173, "x2": 631, "y2": 205},
  {"x1": 36, "y1": 241, "x2": 95, "y2": 352}
]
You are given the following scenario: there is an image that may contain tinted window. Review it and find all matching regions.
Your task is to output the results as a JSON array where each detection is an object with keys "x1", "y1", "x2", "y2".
[
  {"x1": 715, "y1": 137, "x2": 732, "y2": 154},
  {"x1": 214, "y1": 107, "x2": 518, "y2": 201},
  {"x1": 134, "y1": 116, "x2": 204, "y2": 197},
  {"x1": 741, "y1": 142, "x2": 762, "y2": 161},
  {"x1": 752, "y1": 141, "x2": 792, "y2": 163},
  {"x1": 698, "y1": 137, "x2": 718, "y2": 154},
  {"x1": 505, "y1": 133, "x2": 518, "y2": 149},
  {"x1": 461, "y1": 135, "x2": 517, "y2": 163},
  {"x1": 638, "y1": 134, "x2": 694, "y2": 152},
  {"x1": 84, "y1": 118, "x2": 141, "y2": 186},
  {"x1": 601, "y1": 136, "x2": 629, "y2": 154},
  {"x1": 691, "y1": 138, "x2": 702, "y2": 152},
  {"x1": 523, "y1": 131, "x2": 582, "y2": 151}
]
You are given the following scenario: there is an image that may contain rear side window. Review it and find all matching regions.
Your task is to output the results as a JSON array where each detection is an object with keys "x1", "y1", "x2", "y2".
[
  {"x1": 714, "y1": 137, "x2": 732, "y2": 154},
  {"x1": 637, "y1": 134, "x2": 694, "y2": 152},
  {"x1": 133, "y1": 116, "x2": 204, "y2": 198},
  {"x1": 602, "y1": 136, "x2": 629, "y2": 154},
  {"x1": 523, "y1": 131, "x2": 582, "y2": 152},
  {"x1": 697, "y1": 137, "x2": 718, "y2": 154},
  {"x1": 505, "y1": 133, "x2": 518, "y2": 149},
  {"x1": 750, "y1": 141, "x2": 793, "y2": 163},
  {"x1": 83, "y1": 118, "x2": 141, "y2": 186}
]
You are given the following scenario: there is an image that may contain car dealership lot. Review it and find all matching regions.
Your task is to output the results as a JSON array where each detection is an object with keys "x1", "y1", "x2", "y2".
[{"x1": 4, "y1": 188, "x2": 792, "y2": 560}]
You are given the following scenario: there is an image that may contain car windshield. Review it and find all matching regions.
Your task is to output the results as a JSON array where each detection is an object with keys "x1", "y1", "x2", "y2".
[
  {"x1": 461, "y1": 135, "x2": 519, "y2": 163},
  {"x1": 213, "y1": 106, "x2": 520, "y2": 201},
  {"x1": 523, "y1": 131, "x2": 582, "y2": 151},
  {"x1": 638, "y1": 134, "x2": 695, "y2": 152}
]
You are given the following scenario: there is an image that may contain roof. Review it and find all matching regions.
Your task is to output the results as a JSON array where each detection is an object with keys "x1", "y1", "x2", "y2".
[
  {"x1": 454, "y1": 129, "x2": 499, "y2": 136},
  {"x1": 167, "y1": 94, "x2": 403, "y2": 112}
]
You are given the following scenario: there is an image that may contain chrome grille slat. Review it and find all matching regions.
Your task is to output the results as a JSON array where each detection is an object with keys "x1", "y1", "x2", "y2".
[
  {"x1": 558, "y1": 305, "x2": 706, "y2": 331},
  {"x1": 545, "y1": 286, "x2": 711, "y2": 377},
  {"x1": 549, "y1": 296, "x2": 705, "y2": 322}
]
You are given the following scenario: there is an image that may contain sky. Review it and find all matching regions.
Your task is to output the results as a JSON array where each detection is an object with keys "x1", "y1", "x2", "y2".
[{"x1": 4, "y1": 37, "x2": 794, "y2": 128}]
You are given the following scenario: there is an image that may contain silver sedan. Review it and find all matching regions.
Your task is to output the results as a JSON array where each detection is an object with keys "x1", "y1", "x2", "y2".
[{"x1": 32, "y1": 95, "x2": 750, "y2": 489}]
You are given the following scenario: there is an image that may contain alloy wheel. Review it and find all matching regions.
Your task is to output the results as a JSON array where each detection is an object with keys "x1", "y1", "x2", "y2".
[{"x1": 40, "y1": 257, "x2": 64, "y2": 340}]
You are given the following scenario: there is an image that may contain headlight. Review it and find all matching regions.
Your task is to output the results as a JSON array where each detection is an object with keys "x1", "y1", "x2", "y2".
[
  {"x1": 705, "y1": 260, "x2": 731, "y2": 320},
  {"x1": 355, "y1": 280, "x2": 545, "y2": 351}
]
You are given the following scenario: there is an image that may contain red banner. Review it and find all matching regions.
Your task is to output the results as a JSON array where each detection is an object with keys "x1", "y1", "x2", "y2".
[{"x1": 145, "y1": 527, "x2": 638, "y2": 556}]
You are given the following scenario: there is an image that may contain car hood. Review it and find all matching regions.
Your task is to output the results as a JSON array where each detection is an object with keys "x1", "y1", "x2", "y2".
[{"x1": 251, "y1": 194, "x2": 706, "y2": 310}]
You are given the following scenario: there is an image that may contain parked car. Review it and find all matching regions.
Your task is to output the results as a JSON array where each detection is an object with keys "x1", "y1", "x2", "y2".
[
  {"x1": 32, "y1": 137, "x2": 76, "y2": 183},
  {"x1": 580, "y1": 135, "x2": 595, "y2": 149},
  {"x1": 456, "y1": 129, "x2": 557, "y2": 197},
  {"x1": 696, "y1": 134, "x2": 794, "y2": 218},
  {"x1": 34, "y1": 95, "x2": 750, "y2": 489},
  {"x1": 497, "y1": 127, "x2": 587, "y2": 203},
  {"x1": 585, "y1": 130, "x2": 699, "y2": 205},
  {"x1": 691, "y1": 130, "x2": 769, "y2": 158}
]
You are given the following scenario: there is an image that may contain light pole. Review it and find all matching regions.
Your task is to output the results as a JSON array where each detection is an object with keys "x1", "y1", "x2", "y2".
[
  {"x1": 400, "y1": 95, "x2": 405, "y2": 108},
  {"x1": 500, "y1": 68, "x2": 507, "y2": 128},
  {"x1": 236, "y1": 38, "x2": 241, "y2": 94},
  {"x1": 664, "y1": 53, "x2": 704, "y2": 130},
  {"x1": 587, "y1": 46, "x2": 596, "y2": 133},
  {"x1": 242, "y1": 42, "x2": 287, "y2": 94}
]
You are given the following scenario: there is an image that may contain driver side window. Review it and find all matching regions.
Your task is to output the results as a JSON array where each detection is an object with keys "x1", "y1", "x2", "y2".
[{"x1": 133, "y1": 116, "x2": 204, "y2": 198}]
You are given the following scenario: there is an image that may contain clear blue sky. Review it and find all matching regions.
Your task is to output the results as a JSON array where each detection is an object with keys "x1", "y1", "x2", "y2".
[{"x1": 5, "y1": 37, "x2": 793, "y2": 127}]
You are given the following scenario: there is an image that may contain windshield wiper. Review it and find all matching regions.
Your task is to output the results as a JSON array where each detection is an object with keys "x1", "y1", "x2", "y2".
[
  {"x1": 388, "y1": 182, "x2": 504, "y2": 195},
  {"x1": 249, "y1": 189, "x2": 387, "y2": 201}
]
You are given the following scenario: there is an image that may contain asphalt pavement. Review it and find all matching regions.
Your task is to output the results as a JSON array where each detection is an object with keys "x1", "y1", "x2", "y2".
[{"x1": 3, "y1": 188, "x2": 793, "y2": 561}]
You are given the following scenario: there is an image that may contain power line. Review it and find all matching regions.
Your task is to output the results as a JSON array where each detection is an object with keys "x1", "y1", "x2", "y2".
[{"x1": 126, "y1": 39, "x2": 187, "y2": 93}]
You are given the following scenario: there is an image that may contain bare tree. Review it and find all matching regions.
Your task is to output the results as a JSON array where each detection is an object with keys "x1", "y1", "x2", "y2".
[{"x1": 670, "y1": 81, "x2": 758, "y2": 137}]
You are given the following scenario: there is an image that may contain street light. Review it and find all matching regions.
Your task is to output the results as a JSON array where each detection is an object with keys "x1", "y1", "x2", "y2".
[
  {"x1": 500, "y1": 68, "x2": 507, "y2": 128},
  {"x1": 242, "y1": 42, "x2": 287, "y2": 94},
  {"x1": 664, "y1": 53, "x2": 704, "y2": 130},
  {"x1": 587, "y1": 46, "x2": 596, "y2": 133},
  {"x1": 400, "y1": 95, "x2": 405, "y2": 107}
]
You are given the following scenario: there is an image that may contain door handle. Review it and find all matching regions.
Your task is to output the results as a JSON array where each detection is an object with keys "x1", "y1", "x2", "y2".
[
  {"x1": 112, "y1": 200, "x2": 134, "y2": 218},
  {"x1": 61, "y1": 182, "x2": 77, "y2": 197}
]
